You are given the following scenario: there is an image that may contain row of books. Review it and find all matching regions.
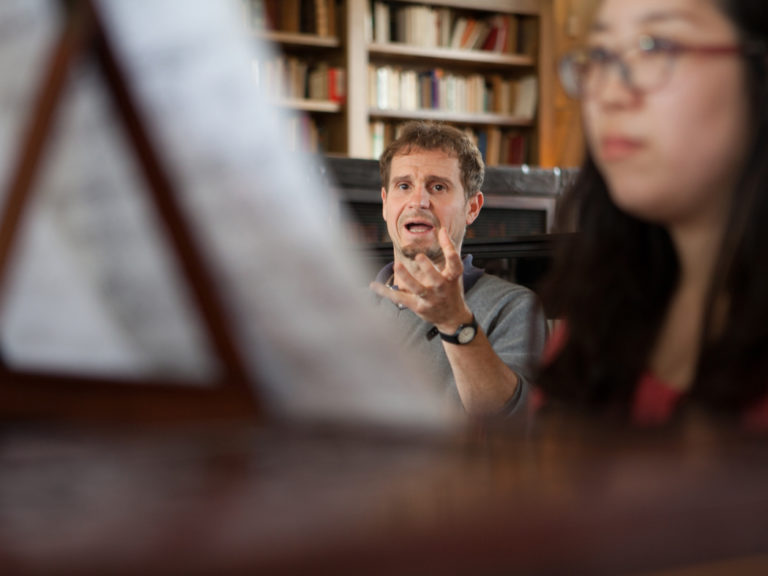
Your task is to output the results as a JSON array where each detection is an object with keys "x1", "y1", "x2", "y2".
[
  {"x1": 368, "y1": 1, "x2": 537, "y2": 55},
  {"x1": 252, "y1": 57, "x2": 346, "y2": 103},
  {"x1": 370, "y1": 121, "x2": 530, "y2": 166},
  {"x1": 473, "y1": 128, "x2": 530, "y2": 167},
  {"x1": 242, "y1": 0, "x2": 337, "y2": 37},
  {"x1": 369, "y1": 66, "x2": 537, "y2": 119}
]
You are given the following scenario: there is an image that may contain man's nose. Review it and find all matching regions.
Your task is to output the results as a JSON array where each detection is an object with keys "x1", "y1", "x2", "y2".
[{"x1": 409, "y1": 184, "x2": 430, "y2": 208}]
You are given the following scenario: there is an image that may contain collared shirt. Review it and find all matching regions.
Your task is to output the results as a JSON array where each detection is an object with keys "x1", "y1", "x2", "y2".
[{"x1": 370, "y1": 254, "x2": 546, "y2": 416}]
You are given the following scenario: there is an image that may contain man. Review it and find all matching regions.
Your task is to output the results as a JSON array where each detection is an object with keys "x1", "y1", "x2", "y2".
[{"x1": 369, "y1": 121, "x2": 546, "y2": 417}]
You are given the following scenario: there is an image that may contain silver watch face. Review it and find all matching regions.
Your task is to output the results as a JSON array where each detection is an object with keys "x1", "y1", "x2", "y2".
[{"x1": 457, "y1": 325, "x2": 476, "y2": 344}]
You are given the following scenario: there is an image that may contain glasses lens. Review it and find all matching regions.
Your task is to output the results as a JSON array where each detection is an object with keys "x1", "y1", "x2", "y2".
[
  {"x1": 558, "y1": 52, "x2": 586, "y2": 98},
  {"x1": 631, "y1": 41, "x2": 673, "y2": 92},
  {"x1": 559, "y1": 40, "x2": 674, "y2": 98}
]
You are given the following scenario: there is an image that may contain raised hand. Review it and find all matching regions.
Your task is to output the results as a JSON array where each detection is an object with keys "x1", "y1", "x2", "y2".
[{"x1": 370, "y1": 228, "x2": 473, "y2": 333}]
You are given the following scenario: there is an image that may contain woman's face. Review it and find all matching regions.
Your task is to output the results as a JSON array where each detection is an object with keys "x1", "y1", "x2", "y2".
[{"x1": 583, "y1": 0, "x2": 751, "y2": 229}]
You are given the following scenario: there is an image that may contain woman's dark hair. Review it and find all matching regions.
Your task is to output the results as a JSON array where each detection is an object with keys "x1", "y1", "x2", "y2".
[{"x1": 537, "y1": 0, "x2": 768, "y2": 416}]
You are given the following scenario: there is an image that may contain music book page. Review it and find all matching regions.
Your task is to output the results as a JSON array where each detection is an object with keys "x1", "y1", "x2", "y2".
[{"x1": 0, "y1": 0, "x2": 458, "y2": 430}]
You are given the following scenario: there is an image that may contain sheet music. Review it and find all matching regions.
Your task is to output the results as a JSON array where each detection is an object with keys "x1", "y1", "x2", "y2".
[{"x1": 0, "y1": 0, "x2": 457, "y2": 429}]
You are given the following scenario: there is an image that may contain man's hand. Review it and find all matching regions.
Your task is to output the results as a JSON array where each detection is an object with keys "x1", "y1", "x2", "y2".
[
  {"x1": 370, "y1": 229, "x2": 473, "y2": 332},
  {"x1": 370, "y1": 227, "x2": 525, "y2": 417}
]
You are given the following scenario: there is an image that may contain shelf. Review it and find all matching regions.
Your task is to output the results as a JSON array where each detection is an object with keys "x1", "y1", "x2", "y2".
[
  {"x1": 257, "y1": 31, "x2": 341, "y2": 49},
  {"x1": 243, "y1": 0, "x2": 555, "y2": 164},
  {"x1": 369, "y1": 108, "x2": 534, "y2": 127},
  {"x1": 387, "y1": 0, "x2": 542, "y2": 15},
  {"x1": 368, "y1": 42, "x2": 535, "y2": 68},
  {"x1": 344, "y1": 0, "x2": 554, "y2": 164},
  {"x1": 277, "y1": 99, "x2": 343, "y2": 113}
]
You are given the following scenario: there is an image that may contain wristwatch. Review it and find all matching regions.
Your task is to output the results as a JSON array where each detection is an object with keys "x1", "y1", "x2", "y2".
[{"x1": 438, "y1": 315, "x2": 478, "y2": 345}]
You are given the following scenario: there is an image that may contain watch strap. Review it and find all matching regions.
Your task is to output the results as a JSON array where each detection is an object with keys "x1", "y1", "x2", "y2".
[{"x1": 438, "y1": 314, "x2": 477, "y2": 345}]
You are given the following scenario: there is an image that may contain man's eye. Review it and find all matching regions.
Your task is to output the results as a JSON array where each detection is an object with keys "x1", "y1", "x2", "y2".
[
  {"x1": 433, "y1": 184, "x2": 445, "y2": 192},
  {"x1": 396, "y1": 183, "x2": 409, "y2": 190}
]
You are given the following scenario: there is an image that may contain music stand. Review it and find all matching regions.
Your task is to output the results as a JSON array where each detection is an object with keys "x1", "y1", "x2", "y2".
[{"x1": 0, "y1": 0, "x2": 259, "y2": 424}]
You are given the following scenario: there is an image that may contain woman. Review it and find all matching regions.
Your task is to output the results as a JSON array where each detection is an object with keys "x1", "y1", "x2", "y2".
[{"x1": 537, "y1": 0, "x2": 768, "y2": 426}]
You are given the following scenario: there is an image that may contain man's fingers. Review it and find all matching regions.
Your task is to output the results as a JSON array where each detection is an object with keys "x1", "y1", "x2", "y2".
[
  {"x1": 439, "y1": 228, "x2": 463, "y2": 280},
  {"x1": 369, "y1": 281, "x2": 412, "y2": 307},
  {"x1": 413, "y1": 252, "x2": 441, "y2": 281},
  {"x1": 393, "y1": 262, "x2": 426, "y2": 295},
  {"x1": 369, "y1": 281, "x2": 393, "y2": 300}
]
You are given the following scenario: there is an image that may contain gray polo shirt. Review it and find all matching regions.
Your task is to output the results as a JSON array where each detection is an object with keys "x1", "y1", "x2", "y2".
[{"x1": 370, "y1": 256, "x2": 546, "y2": 414}]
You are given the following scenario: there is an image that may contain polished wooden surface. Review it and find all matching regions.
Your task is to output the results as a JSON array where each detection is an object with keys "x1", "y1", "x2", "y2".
[{"x1": 1, "y1": 416, "x2": 767, "y2": 576}]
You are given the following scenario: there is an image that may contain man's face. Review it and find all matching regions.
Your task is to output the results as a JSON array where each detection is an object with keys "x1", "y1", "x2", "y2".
[{"x1": 381, "y1": 148, "x2": 483, "y2": 268}]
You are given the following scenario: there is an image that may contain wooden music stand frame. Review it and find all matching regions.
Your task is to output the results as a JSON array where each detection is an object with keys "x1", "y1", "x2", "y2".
[{"x1": 0, "y1": 0, "x2": 260, "y2": 424}]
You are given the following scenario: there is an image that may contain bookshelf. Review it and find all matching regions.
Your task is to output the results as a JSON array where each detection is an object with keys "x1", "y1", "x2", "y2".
[
  {"x1": 347, "y1": 0, "x2": 555, "y2": 166},
  {"x1": 242, "y1": 0, "x2": 554, "y2": 165},
  {"x1": 242, "y1": 0, "x2": 348, "y2": 154}
]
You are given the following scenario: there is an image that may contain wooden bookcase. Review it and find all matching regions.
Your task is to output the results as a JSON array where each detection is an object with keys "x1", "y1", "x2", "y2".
[
  {"x1": 243, "y1": 0, "x2": 349, "y2": 154},
  {"x1": 243, "y1": 0, "x2": 555, "y2": 166},
  {"x1": 346, "y1": 0, "x2": 555, "y2": 166}
]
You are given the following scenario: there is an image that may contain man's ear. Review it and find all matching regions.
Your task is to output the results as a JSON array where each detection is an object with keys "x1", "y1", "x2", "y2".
[
  {"x1": 381, "y1": 187, "x2": 387, "y2": 220},
  {"x1": 466, "y1": 191, "x2": 484, "y2": 225}
]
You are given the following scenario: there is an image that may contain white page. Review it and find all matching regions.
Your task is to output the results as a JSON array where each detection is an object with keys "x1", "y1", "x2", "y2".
[{"x1": 0, "y1": 0, "x2": 457, "y2": 429}]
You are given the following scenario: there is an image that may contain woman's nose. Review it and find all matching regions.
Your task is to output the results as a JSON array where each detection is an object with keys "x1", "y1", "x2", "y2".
[{"x1": 595, "y1": 60, "x2": 641, "y2": 107}]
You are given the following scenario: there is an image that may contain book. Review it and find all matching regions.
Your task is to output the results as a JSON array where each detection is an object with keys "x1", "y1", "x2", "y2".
[
  {"x1": 485, "y1": 126, "x2": 501, "y2": 166},
  {"x1": 281, "y1": 0, "x2": 301, "y2": 32},
  {"x1": 308, "y1": 62, "x2": 329, "y2": 100},
  {"x1": 505, "y1": 131, "x2": 528, "y2": 165},
  {"x1": 373, "y1": 1, "x2": 390, "y2": 43},
  {"x1": 326, "y1": 0, "x2": 336, "y2": 37},
  {"x1": 262, "y1": 0, "x2": 280, "y2": 31},
  {"x1": 437, "y1": 8, "x2": 452, "y2": 48},
  {"x1": 459, "y1": 18, "x2": 476, "y2": 49},
  {"x1": 300, "y1": 0, "x2": 316, "y2": 34},
  {"x1": 314, "y1": 0, "x2": 328, "y2": 36},
  {"x1": 0, "y1": 0, "x2": 456, "y2": 428},
  {"x1": 476, "y1": 130, "x2": 488, "y2": 164},
  {"x1": 513, "y1": 75, "x2": 538, "y2": 119},
  {"x1": 488, "y1": 74, "x2": 503, "y2": 113},
  {"x1": 376, "y1": 65, "x2": 390, "y2": 109},
  {"x1": 370, "y1": 120, "x2": 385, "y2": 159},
  {"x1": 517, "y1": 16, "x2": 538, "y2": 56},
  {"x1": 329, "y1": 67, "x2": 345, "y2": 103},
  {"x1": 368, "y1": 64, "x2": 377, "y2": 108},
  {"x1": 449, "y1": 17, "x2": 468, "y2": 49},
  {"x1": 467, "y1": 20, "x2": 489, "y2": 50},
  {"x1": 502, "y1": 15, "x2": 519, "y2": 54},
  {"x1": 480, "y1": 17, "x2": 500, "y2": 52}
]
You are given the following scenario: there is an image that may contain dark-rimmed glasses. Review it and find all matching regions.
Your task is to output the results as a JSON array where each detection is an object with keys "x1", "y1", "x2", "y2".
[{"x1": 559, "y1": 34, "x2": 764, "y2": 99}]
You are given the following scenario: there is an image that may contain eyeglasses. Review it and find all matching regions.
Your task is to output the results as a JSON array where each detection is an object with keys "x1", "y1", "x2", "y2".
[{"x1": 559, "y1": 35, "x2": 763, "y2": 99}]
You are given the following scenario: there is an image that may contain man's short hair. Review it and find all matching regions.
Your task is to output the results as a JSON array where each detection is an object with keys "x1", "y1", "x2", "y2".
[{"x1": 379, "y1": 121, "x2": 485, "y2": 199}]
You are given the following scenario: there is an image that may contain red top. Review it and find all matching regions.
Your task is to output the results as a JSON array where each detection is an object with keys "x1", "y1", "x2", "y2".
[
  {"x1": 631, "y1": 372, "x2": 684, "y2": 426},
  {"x1": 536, "y1": 323, "x2": 768, "y2": 431}
]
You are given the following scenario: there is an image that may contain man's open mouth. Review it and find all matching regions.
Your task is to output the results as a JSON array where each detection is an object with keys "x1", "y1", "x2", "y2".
[{"x1": 404, "y1": 221, "x2": 435, "y2": 234}]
